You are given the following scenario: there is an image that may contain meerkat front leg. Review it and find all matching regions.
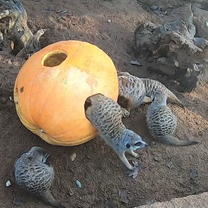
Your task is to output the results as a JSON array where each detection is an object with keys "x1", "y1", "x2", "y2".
[
  {"x1": 127, "y1": 149, "x2": 139, "y2": 158},
  {"x1": 118, "y1": 152, "x2": 134, "y2": 170},
  {"x1": 118, "y1": 152, "x2": 140, "y2": 178}
]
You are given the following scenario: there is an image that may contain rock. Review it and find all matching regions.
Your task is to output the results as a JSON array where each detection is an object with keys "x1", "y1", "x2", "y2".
[
  {"x1": 134, "y1": 3, "x2": 208, "y2": 92},
  {"x1": 75, "y1": 180, "x2": 82, "y2": 188},
  {"x1": 12, "y1": 196, "x2": 22, "y2": 206},
  {"x1": 119, "y1": 190, "x2": 129, "y2": 204},
  {"x1": 6, "y1": 180, "x2": 11, "y2": 187},
  {"x1": 130, "y1": 60, "x2": 142, "y2": 66},
  {"x1": 134, "y1": 192, "x2": 208, "y2": 208},
  {"x1": 192, "y1": 6, "x2": 208, "y2": 39},
  {"x1": 70, "y1": 153, "x2": 77, "y2": 162},
  {"x1": 166, "y1": 160, "x2": 174, "y2": 169},
  {"x1": 150, "y1": 5, "x2": 158, "y2": 11},
  {"x1": 190, "y1": 169, "x2": 198, "y2": 181}
]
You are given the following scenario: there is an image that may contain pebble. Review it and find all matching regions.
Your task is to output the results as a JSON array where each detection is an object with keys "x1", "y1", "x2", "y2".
[
  {"x1": 6, "y1": 180, "x2": 11, "y2": 187},
  {"x1": 107, "y1": 19, "x2": 112, "y2": 23},
  {"x1": 1, "y1": 97, "x2": 7, "y2": 104},
  {"x1": 119, "y1": 190, "x2": 129, "y2": 204},
  {"x1": 76, "y1": 180, "x2": 82, "y2": 188},
  {"x1": 70, "y1": 153, "x2": 77, "y2": 162},
  {"x1": 167, "y1": 160, "x2": 174, "y2": 169},
  {"x1": 130, "y1": 60, "x2": 142, "y2": 66},
  {"x1": 151, "y1": 5, "x2": 158, "y2": 10},
  {"x1": 12, "y1": 196, "x2": 22, "y2": 206}
]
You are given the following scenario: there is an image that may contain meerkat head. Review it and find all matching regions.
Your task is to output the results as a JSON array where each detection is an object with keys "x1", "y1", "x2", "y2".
[
  {"x1": 151, "y1": 91, "x2": 167, "y2": 107},
  {"x1": 123, "y1": 129, "x2": 147, "y2": 151},
  {"x1": 26, "y1": 146, "x2": 50, "y2": 164}
]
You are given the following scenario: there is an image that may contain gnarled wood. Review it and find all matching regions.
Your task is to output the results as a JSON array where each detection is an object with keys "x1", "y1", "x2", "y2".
[{"x1": 0, "y1": 0, "x2": 45, "y2": 58}]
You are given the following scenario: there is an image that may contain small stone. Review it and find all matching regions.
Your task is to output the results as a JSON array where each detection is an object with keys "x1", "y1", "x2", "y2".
[
  {"x1": 67, "y1": 189, "x2": 74, "y2": 196},
  {"x1": 206, "y1": 22, "x2": 208, "y2": 27},
  {"x1": 70, "y1": 153, "x2": 77, "y2": 162},
  {"x1": 13, "y1": 61, "x2": 21, "y2": 67},
  {"x1": 12, "y1": 196, "x2": 22, "y2": 206},
  {"x1": 107, "y1": 19, "x2": 112, "y2": 23},
  {"x1": 1, "y1": 97, "x2": 7, "y2": 104},
  {"x1": 174, "y1": 60, "x2": 179, "y2": 67},
  {"x1": 76, "y1": 180, "x2": 82, "y2": 188},
  {"x1": 119, "y1": 190, "x2": 129, "y2": 204},
  {"x1": 153, "y1": 156, "x2": 161, "y2": 162},
  {"x1": 190, "y1": 169, "x2": 198, "y2": 180},
  {"x1": 130, "y1": 60, "x2": 142, "y2": 66},
  {"x1": 8, "y1": 59, "x2": 12, "y2": 65},
  {"x1": 151, "y1": 5, "x2": 158, "y2": 10},
  {"x1": 167, "y1": 160, "x2": 174, "y2": 169},
  {"x1": 6, "y1": 180, "x2": 11, "y2": 187}
]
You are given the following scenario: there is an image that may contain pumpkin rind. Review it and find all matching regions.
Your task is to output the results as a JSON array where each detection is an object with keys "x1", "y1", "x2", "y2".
[{"x1": 14, "y1": 40, "x2": 119, "y2": 146}]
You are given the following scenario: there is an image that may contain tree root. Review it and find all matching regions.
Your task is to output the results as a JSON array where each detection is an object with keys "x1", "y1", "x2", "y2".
[{"x1": 0, "y1": 0, "x2": 45, "y2": 58}]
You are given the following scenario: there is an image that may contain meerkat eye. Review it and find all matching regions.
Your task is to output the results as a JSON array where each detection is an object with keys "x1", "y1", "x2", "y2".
[
  {"x1": 126, "y1": 144, "x2": 131, "y2": 149},
  {"x1": 135, "y1": 142, "x2": 142, "y2": 146}
]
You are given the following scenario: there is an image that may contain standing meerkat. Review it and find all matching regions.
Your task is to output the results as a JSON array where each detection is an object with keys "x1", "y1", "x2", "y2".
[
  {"x1": 14, "y1": 147, "x2": 66, "y2": 208},
  {"x1": 118, "y1": 72, "x2": 183, "y2": 115},
  {"x1": 84, "y1": 93, "x2": 147, "y2": 178},
  {"x1": 146, "y1": 92, "x2": 198, "y2": 146}
]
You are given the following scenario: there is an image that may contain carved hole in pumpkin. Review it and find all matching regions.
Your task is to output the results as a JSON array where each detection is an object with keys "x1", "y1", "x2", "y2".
[{"x1": 43, "y1": 51, "x2": 67, "y2": 67}]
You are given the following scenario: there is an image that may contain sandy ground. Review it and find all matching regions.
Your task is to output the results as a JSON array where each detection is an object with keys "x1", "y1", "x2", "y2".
[{"x1": 0, "y1": 0, "x2": 208, "y2": 208}]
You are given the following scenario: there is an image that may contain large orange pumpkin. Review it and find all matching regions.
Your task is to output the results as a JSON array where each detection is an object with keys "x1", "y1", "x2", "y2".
[{"x1": 14, "y1": 40, "x2": 118, "y2": 146}]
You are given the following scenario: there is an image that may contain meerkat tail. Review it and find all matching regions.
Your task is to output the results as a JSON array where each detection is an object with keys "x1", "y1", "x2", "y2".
[
  {"x1": 159, "y1": 135, "x2": 198, "y2": 146},
  {"x1": 40, "y1": 190, "x2": 66, "y2": 208},
  {"x1": 163, "y1": 90, "x2": 184, "y2": 108},
  {"x1": 141, "y1": 78, "x2": 184, "y2": 108}
]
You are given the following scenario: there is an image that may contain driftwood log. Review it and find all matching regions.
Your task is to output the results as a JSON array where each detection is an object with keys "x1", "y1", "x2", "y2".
[
  {"x1": 134, "y1": 3, "x2": 208, "y2": 92},
  {"x1": 0, "y1": 0, "x2": 45, "y2": 58}
]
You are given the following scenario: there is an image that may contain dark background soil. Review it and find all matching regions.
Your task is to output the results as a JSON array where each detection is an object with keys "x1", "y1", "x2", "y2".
[{"x1": 0, "y1": 0, "x2": 208, "y2": 208}]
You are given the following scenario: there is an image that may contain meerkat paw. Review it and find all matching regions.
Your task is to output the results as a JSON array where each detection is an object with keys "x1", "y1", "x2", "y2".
[
  {"x1": 126, "y1": 163, "x2": 146, "y2": 179},
  {"x1": 126, "y1": 167, "x2": 139, "y2": 178},
  {"x1": 121, "y1": 108, "x2": 130, "y2": 117}
]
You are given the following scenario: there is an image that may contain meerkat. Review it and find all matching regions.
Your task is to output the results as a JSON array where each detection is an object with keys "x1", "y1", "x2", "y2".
[
  {"x1": 140, "y1": 77, "x2": 183, "y2": 107},
  {"x1": 84, "y1": 93, "x2": 147, "y2": 178},
  {"x1": 14, "y1": 146, "x2": 66, "y2": 208},
  {"x1": 118, "y1": 72, "x2": 183, "y2": 116},
  {"x1": 118, "y1": 72, "x2": 146, "y2": 116},
  {"x1": 146, "y1": 92, "x2": 198, "y2": 146}
]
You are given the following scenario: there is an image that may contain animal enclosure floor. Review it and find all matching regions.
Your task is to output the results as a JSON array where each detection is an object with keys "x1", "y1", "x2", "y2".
[{"x1": 0, "y1": 0, "x2": 208, "y2": 207}]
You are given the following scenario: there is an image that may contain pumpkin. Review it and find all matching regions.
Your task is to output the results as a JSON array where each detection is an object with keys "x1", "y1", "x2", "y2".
[{"x1": 14, "y1": 40, "x2": 118, "y2": 146}]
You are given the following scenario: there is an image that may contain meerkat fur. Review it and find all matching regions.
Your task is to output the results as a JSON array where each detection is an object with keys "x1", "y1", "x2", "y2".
[
  {"x1": 146, "y1": 92, "x2": 198, "y2": 146},
  {"x1": 14, "y1": 147, "x2": 65, "y2": 208},
  {"x1": 84, "y1": 93, "x2": 147, "y2": 178}
]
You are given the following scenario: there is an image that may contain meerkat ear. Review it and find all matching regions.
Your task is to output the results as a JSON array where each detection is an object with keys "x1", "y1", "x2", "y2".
[
  {"x1": 126, "y1": 143, "x2": 130, "y2": 149},
  {"x1": 84, "y1": 98, "x2": 92, "y2": 111}
]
